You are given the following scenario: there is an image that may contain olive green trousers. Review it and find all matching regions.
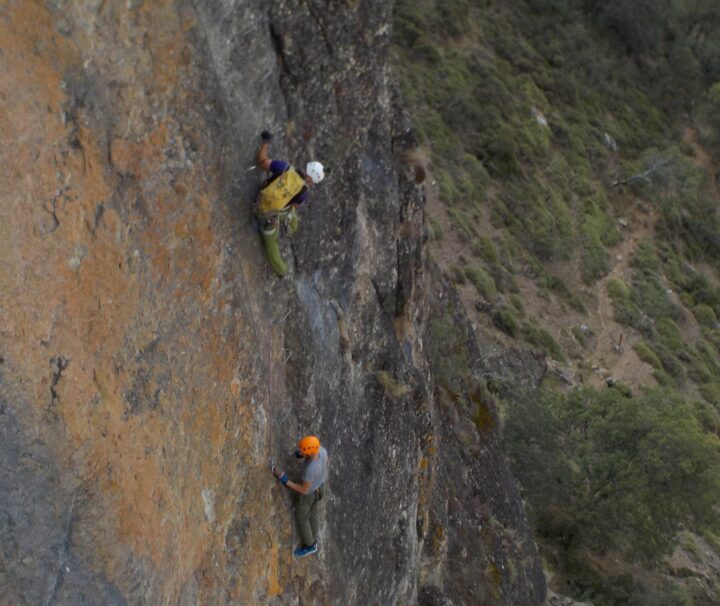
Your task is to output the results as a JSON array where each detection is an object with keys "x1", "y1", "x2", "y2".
[
  {"x1": 295, "y1": 486, "x2": 324, "y2": 547},
  {"x1": 256, "y1": 209, "x2": 298, "y2": 278}
]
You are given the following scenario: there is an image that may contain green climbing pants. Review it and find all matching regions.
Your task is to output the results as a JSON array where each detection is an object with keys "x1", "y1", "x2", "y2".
[
  {"x1": 255, "y1": 208, "x2": 298, "y2": 277},
  {"x1": 295, "y1": 486, "x2": 324, "y2": 547},
  {"x1": 259, "y1": 221, "x2": 288, "y2": 277}
]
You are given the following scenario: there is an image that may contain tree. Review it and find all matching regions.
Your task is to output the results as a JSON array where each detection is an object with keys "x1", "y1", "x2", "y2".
[{"x1": 503, "y1": 386, "x2": 720, "y2": 560}]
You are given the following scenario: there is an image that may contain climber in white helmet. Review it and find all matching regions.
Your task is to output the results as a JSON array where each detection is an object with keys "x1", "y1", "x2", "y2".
[{"x1": 253, "y1": 130, "x2": 325, "y2": 277}]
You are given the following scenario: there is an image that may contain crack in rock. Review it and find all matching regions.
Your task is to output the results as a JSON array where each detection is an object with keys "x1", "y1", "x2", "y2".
[{"x1": 49, "y1": 356, "x2": 69, "y2": 408}]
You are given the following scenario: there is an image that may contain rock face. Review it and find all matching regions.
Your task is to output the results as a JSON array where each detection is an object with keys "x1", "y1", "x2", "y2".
[{"x1": 0, "y1": 1, "x2": 545, "y2": 604}]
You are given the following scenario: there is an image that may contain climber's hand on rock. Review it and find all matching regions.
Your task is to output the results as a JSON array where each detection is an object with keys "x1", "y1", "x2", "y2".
[
  {"x1": 273, "y1": 467, "x2": 289, "y2": 485},
  {"x1": 260, "y1": 130, "x2": 273, "y2": 142}
]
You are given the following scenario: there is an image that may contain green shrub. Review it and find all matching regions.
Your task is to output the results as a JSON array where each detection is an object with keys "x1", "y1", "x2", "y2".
[
  {"x1": 607, "y1": 277, "x2": 632, "y2": 300},
  {"x1": 509, "y1": 294, "x2": 525, "y2": 316},
  {"x1": 580, "y1": 237, "x2": 610, "y2": 285},
  {"x1": 606, "y1": 275, "x2": 669, "y2": 336},
  {"x1": 679, "y1": 272, "x2": 720, "y2": 314},
  {"x1": 522, "y1": 323, "x2": 564, "y2": 361},
  {"x1": 429, "y1": 218, "x2": 444, "y2": 240},
  {"x1": 493, "y1": 307, "x2": 520, "y2": 337},
  {"x1": 634, "y1": 342, "x2": 662, "y2": 370},
  {"x1": 696, "y1": 339, "x2": 720, "y2": 374},
  {"x1": 447, "y1": 208, "x2": 476, "y2": 243},
  {"x1": 519, "y1": 189, "x2": 575, "y2": 261},
  {"x1": 699, "y1": 383, "x2": 720, "y2": 407},
  {"x1": 609, "y1": 290, "x2": 653, "y2": 336},
  {"x1": 693, "y1": 304, "x2": 718, "y2": 328},
  {"x1": 686, "y1": 352, "x2": 713, "y2": 384},
  {"x1": 652, "y1": 343, "x2": 687, "y2": 385},
  {"x1": 653, "y1": 368, "x2": 675, "y2": 387},
  {"x1": 631, "y1": 241, "x2": 661, "y2": 275},
  {"x1": 693, "y1": 400, "x2": 720, "y2": 435},
  {"x1": 489, "y1": 264, "x2": 518, "y2": 294},
  {"x1": 656, "y1": 318, "x2": 683, "y2": 353},
  {"x1": 450, "y1": 264, "x2": 466, "y2": 285},
  {"x1": 475, "y1": 235, "x2": 499, "y2": 265},
  {"x1": 465, "y1": 266, "x2": 497, "y2": 300},
  {"x1": 705, "y1": 530, "x2": 720, "y2": 555},
  {"x1": 609, "y1": 381, "x2": 633, "y2": 398},
  {"x1": 632, "y1": 272, "x2": 682, "y2": 323}
]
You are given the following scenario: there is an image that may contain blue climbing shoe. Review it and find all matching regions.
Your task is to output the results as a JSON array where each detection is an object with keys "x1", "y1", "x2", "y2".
[{"x1": 293, "y1": 542, "x2": 318, "y2": 558}]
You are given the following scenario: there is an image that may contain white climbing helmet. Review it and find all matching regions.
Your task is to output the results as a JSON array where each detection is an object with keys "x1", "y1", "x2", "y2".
[{"x1": 306, "y1": 161, "x2": 325, "y2": 184}]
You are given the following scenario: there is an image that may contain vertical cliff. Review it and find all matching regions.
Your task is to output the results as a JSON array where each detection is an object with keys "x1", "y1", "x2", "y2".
[{"x1": 0, "y1": 1, "x2": 544, "y2": 604}]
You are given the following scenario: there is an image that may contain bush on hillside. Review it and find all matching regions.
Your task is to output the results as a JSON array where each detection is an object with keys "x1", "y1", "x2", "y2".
[
  {"x1": 655, "y1": 318, "x2": 683, "y2": 352},
  {"x1": 465, "y1": 266, "x2": 497, "y2": 300},
  {"x1": 509, "y1": 294, "x2": 525, "y2": 316},
  {"x1": 698, "y1": 383, "x2": 720, "y2": 407},
  {"x1": 607, "y1": 278, "x2": 653, "y2": 336},
  {"x1": 693, "y1": 303, "x2": 718, "y2": 328},
  {"x1": 450, "y1": 264, "x2": 466, "y2": 285},
  {"x1": 493, "y1": 307, "x2": 520, "y2": 337},
  {"x1": 522, "y1": 322, "x2": 564, "y2": 361},
  {"x1": 503, "y1": 387, "x2": 720, "y2": 562},
  {"x1": 693, "y1": 399, "x2": 720, "y2": 435},
  {"x1": 429, "y1": 218, "x2": 444, "y2": 240},
  {"x1": 633, "y1": 342, "x2": 662, "y2": 370}
]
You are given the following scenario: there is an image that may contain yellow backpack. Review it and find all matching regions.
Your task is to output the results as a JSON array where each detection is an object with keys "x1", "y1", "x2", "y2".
[{"x1": 256, "y1": 167, "x2": 306, "y2": 215}]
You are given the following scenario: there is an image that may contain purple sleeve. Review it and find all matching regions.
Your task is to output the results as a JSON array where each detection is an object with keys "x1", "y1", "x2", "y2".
[
  {"x1": 294, "y1": 189, "x2": 308, "y2": 206},
  {"x1": 269, "y1": 160, "x2": 289, "y2": 175}
]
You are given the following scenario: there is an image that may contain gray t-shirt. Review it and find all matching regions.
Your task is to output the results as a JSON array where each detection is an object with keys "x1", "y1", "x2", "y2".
[{"x1": 302, "y1": 446, "x2": 328, "y2": 492}]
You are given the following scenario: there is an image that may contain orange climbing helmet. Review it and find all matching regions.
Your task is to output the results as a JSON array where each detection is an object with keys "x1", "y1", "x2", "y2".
[{"x1": 298, "y1": 435, "x2": 320, "y2": 456}]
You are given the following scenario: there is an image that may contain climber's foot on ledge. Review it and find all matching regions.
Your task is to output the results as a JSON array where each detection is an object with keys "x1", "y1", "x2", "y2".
[{"x1": 293, "y1": 542, "x2": 318, "y2": 558}]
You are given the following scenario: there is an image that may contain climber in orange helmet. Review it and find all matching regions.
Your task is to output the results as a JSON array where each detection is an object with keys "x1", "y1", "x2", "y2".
[{"x1": 273, "y1": 435, "x2": 328, "y2": 558}]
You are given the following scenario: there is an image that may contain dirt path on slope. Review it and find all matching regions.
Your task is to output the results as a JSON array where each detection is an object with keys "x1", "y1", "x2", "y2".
[
  {"x1": 585, "y1": 208, "x2": 657, "y2": 389},
  {"x1": 587, "y1": 127, "x2": 720, "y2": 388}
]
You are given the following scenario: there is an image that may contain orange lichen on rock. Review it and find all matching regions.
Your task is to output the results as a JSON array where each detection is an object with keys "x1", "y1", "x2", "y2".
[{"x1": 1, "y1": 2, "x2": 275, "y2": 601}]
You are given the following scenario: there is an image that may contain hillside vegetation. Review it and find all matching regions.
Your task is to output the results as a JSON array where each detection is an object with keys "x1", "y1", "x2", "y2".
[{"x1": 393, "y1": 1, "x2": 720, "y2": 604}]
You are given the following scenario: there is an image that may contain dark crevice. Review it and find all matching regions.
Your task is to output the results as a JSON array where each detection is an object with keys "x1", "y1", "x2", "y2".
[
  {"x1": 90, "y1": 202, "x2": 105, "y2": 237},
  {"x1": 289, "y1": 238, "x2": 300, "y2": 272},
  {"x1": 370, "y1": 277, "x2": 393, "y2": 320},
  {"x1": 60, "y1": 95, "x2": 88, "y2": 177},
  {"x1": 45, "y1": 186, "x2": 72, "y2": 234},
  {"x1": 395, "y1": 241, "x2": 407, "y2": 318},
  {"x1": 49, "y1": 357, "x2": 69, "y2": 408},
  {"x1": 267, "y1": 19, "x2": 296, "y2": 123},
  {"x1": 268, "y1": 21, "x2": 299, "y2": 89}
]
